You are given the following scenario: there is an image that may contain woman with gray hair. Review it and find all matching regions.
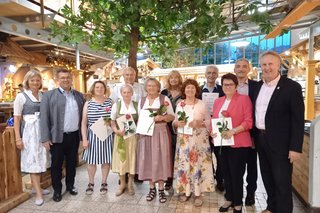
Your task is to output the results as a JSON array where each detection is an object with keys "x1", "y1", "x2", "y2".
[
  {"x1": 110, "y1": 84, "x2": 138, "y2": 196},
  {"x1": 13, "y1": 69, "x2": 49, "y2": 206}
]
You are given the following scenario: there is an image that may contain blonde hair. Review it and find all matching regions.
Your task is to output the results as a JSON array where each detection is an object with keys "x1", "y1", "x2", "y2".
[
  {"x1": 23, "y1": 69, "x2": 42, "y2": 90},
  {"x1": 165, "y1": 70, "x2": 183, "y2": 90},
  {"x1": 144, "y1": 77, "x2": 161, "y2": 93}
]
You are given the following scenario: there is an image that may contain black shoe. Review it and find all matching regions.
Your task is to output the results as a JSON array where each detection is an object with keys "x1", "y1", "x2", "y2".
[
  {"x1": 66, "y1": 186, "x2": 78, "y2": 195},
  {"x1": 216, "y1": 182, "x2": 224, "y2": 192},
  {"x1": 219, "y1": 203, "x2": 232, "y2": 212},
  {"x1": 245, "y1": 194, "x2": 255, "y2": 205},
  {"x1": 233, "y1": 206, "x2": 242, "y2": 213},
  {"x1": 53, "y1": 191, "x2": 62, "y2": 202},
  {"x1": 134, "y1": 174, "x2": 143, "y2": 183}
]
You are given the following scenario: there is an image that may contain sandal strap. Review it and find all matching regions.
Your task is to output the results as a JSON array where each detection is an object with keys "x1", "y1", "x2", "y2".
[
  {"x1": 86, "y1": 183, "x2": 94, "y2": 191},
  {"x1": 146, "y1": 188, "x2": 156, "y2": 201},
  {"x1": 158, "y1": 189, "x2": 167, "y2": 203},
  {"x1": 100, "y1": 183, "x2": 108, "y2": 192}
]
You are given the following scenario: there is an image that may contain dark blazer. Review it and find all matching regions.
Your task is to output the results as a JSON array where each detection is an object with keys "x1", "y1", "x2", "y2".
[
  {"x1": 40, "y1": 88, "x2": 85, "y2": 143},
  {"x1": 198, "y1": 84, "x2": 224, "y2": 99},
  {"x1": 252, "y1": 76, "x2": 305, "y2": 155},
  {"x1": 248, "y1": 79, "x2": 259, "y2": 102}
]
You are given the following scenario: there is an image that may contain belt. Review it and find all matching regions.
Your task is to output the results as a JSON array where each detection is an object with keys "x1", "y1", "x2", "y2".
[
  {"x1": 257, "y1": 129, "x2": 266, "y2": 134},
  {"x1": 64, "y1": 130, "x2": 78, "y2": 135}
]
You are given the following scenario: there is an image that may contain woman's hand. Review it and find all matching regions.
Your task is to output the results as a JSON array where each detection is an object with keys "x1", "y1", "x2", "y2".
[
  {"x1": 188, "y1": 119, "x2": 203, "y2": 128},
  {"x1": 82, "y1": 140, "x2": 89, "y2": 149},
  {"x1": 16, "y1": 139, "x2": 24, "y2": 150},
  {"x1": 154, "y1": 115, "x2": 163, "y2": 122},
  {"x1": 175, "y1": 121, "x2": 186, "y2": 128},
  {"x1": 221, "y1": 130, "x2": 234, "y2": 140},
  {"x1": 116, "y1": 129, "x2": 125, "y2": 137}
]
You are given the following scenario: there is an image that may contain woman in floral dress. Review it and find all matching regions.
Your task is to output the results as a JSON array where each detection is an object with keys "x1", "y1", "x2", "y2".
[
  {"x1": 110, "y1": 84, "x2": 138, "y2": 196},
  {"x1": 173, "y1": 79, "x2": 214, "y2": 207}
]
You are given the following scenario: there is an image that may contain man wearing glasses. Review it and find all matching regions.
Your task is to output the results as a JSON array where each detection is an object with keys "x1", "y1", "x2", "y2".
[{"x1": 40, "y1": 69, "x2": 85, "y2": 202}]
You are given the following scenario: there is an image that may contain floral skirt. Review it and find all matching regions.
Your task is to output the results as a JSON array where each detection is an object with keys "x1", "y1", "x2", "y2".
[
  {"x1": 136, "y1": 123, "x2": 172, "y2": 182},
  {"x1": 174, "y1": 127, "x2": 214, "y2": 196}
]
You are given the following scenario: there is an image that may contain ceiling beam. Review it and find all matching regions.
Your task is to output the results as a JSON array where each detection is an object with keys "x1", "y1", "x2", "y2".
[
  {"x1": 265, "y1": 0, "x2": 320, "y2": 39},
  {"x1": 0, "y1": 16, "x2": 114, "y2": 61}
]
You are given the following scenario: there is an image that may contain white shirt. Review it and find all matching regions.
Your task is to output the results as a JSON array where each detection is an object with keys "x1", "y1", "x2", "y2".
[
  {"x1": 14, "y1": 90, "x2": 42, "y2": 116},
  {"x1": 255, "y1": 75, "x2": 281, "y2": 130},
  {"x1": 110, "y1": 100, "x2": 137, "y2": 120},
  {"x1": 237, "y1": 79, "x2": 249, "y2": 96},
  {"x1": 138, "y1": 96, "x2": 174, "y2": 116},
  {"x1": 110, "y1": 82, "x2": 145, "y2": 103},
  {"x1": 59, "y1": 87, "x2": 79, "y2": 132}
]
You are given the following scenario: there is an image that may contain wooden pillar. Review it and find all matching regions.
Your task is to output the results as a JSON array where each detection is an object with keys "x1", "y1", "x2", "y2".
[
  {"x1": 0, "y1": 127, "x2": 29, "y2": 212},
  {"x1": 305, "y1": 60, "x2": 319, "y2": 120}
]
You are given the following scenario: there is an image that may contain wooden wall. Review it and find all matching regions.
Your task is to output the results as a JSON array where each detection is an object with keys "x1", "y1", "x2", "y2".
[{"x1": 292, "y1": 134, "x2": 310, "y2": 203}]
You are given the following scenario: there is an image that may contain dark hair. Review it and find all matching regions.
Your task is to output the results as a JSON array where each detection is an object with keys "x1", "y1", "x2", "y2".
[
  {"x1": 56, "y1": 68, "x2": 71, "y2": 77},
  {"x1": 221, "y1": 73, "x2": 239, "y2": 86},
  {"x1": 181, "y1": 79, "x2": 200, "y2": 99},
  {"x1": 89, "y1": 80, "x2": 108, "y2": 96}
]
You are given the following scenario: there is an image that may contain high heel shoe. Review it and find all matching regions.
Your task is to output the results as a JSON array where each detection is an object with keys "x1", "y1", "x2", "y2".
[
  {"x1": 233, "y1": 206, "x2": 242, "y2": 213},
  {"x1": 219, "y1": 203, "x2": 233, "y2": 212}
]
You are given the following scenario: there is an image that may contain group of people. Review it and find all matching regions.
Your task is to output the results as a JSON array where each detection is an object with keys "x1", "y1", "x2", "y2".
[{"x1": 14, "y1": 51, "x2": 304, "y2": 213}]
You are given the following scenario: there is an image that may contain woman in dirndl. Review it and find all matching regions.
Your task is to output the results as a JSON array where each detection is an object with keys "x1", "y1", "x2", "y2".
[
  {"x1": 14, "y1": 69, "x2": 49, "y2": 206},
  {"x1": 110, "y1": 84, "x2": 138, "y2": 196},
  {"x1": 136, "y1": 78, "x2": 174, "y2": 203}
]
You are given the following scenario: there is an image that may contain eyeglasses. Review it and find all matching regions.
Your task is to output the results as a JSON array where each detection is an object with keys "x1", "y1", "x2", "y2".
[
  {"x1": 59, "y1": 77, "x2": 71, "y2": 80},
  {"x1": 223, "y1": 83, "x2": 235, "y2": 87}
]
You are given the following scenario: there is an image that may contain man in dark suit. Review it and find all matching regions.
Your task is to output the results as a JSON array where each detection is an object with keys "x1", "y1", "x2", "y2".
[
  {"x1": 40, "y1": 69, "x2": 85, "y2": 202},
  {"x1": 234, "y1": 58, "x2": 259, "y2": 206},
  {"x1": 199, "y1": 65, "x2": 225, "y2": 192},
  {"x1": 253, "y1": 51, "x2": 304, "y2": 213}
]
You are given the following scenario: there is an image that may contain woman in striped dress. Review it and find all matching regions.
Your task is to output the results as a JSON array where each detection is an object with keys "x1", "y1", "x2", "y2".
[{"x1": 81, "y1": 81, "x2": 113, "y2": 195}]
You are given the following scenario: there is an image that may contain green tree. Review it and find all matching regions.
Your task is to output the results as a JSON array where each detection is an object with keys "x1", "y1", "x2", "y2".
[{"x1": 50, "y1": 0, "x2": 271, "y2": 75}]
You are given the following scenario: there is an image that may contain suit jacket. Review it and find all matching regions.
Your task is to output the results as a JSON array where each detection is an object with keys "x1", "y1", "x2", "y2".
[
  {"x1": 252, "y1": 76, "x2": 305, "y2": 154},
  {"x1": 212, "y1": 92, "x2": 253, "y2": 148},
  {"x1": 40, "y1": 88, "x2": 85, "y2": 143},
  {"x1": 248, "y1": 79, "x2": 259, "y2": 102},
  {"x1": 198, "y1": 84, "x2": 224, "y2": 99}
]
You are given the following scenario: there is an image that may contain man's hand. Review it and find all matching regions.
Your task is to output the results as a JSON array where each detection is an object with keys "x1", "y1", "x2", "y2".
[
  {"x1": 288, "y1": 151, "x2": 301, "y2": 163},
  {"x1": 42, "y1": 140, "x2": 53, "y2": 151}
]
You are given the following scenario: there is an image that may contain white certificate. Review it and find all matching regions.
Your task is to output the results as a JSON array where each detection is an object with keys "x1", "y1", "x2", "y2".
[
  {"x1": 177, "y1": 105, "x2": 194, "y2": 135},
  {"x1": 90, "y1": 117, "x2": 113, "y2": 141},
  {"x1": 136, "y1": 109, "x2": 155, "y2": 136},
  {"x1": 116, "y1": 114, "x2": 136, "y2": 139},
  {"x1": 202, "y1": 93, "x2": 219, "y2": 115},
  {"x1": 211, "y1": 117, "x2": 235, "y2": 146}
]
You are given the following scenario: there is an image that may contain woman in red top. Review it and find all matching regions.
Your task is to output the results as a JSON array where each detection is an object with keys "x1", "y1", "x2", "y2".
[{"x1": 212, "y1": 73, "x2": 253, "y2": 213}]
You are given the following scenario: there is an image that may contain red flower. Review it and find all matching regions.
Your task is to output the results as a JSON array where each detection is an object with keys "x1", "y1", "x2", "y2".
[
  {"x1": 180, "y1": 172, "x2": 188, "y2": 184},
  {"x1": 221, "y1": 110, "x2": 230, "y2": 117},
  {"x1": 105, "y1": 107, "x2": 111, "y2": 112},
  {"x1": 164, "y1": 101, "x2": 170, "y2": 106},
  {"x1": 181, "y1": 101, "x2": 186, "y2": 107},
  {"x1": 189, "y1": 149, "x2": 198, "y2": 164},
  {"x1": 125, "y1": 114, "x2": 131, "y2": 120}
]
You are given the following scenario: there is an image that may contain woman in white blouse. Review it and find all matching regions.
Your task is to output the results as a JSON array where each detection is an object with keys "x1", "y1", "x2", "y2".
[
  {"x1": 13, "y1": 69, "x2": 48, "y2": 206},
  {"x1": 110, "y1": 84, "x2": 138, "y2": 196},
  {"x1": 136, "y1": 78, "x2": 175, "y2": 203}
]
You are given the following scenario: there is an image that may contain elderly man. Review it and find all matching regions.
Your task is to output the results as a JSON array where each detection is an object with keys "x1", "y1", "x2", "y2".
[
  {"x1": 110, "y1": 67, "x2": 145, "y2": 102},
  {"x1": 234, "y1": 58, "x2": 259, "y2": 206},
  {"x1": 40, "y1": 69, "x2": 85, "y2": 202},
  {"x1": 253, "y1": 51, "x2": 304, "y2": 213},
  {"x1": 199, "y1": 65, "x2": 224, "y2": 192}
]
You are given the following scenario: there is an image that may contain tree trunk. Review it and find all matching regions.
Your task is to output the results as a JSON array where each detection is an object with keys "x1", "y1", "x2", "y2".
[{"x1": 128, "y1": 26, "x2": 139, "y2": 82}]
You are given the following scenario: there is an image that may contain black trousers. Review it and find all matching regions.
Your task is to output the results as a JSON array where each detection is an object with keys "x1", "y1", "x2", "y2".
[
  {"x1": 210, "y1": 137, "x2": 224, "y2": 185},
  {"x1": 221, "y1": 146, "x2": 249, "y2": 206},
  {"x1": 256, "y1": 131, "x2": 293, "y2": 213},
  {"x1": 50, "y1": 131, "x2": 80, "y2": 193},
  {"x1": 245, "y1": 147, "x2": 258, "y2": 196}
]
